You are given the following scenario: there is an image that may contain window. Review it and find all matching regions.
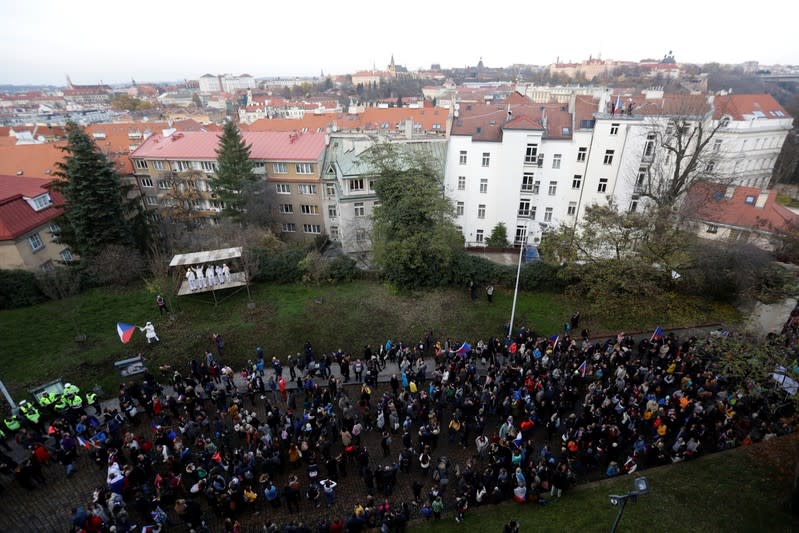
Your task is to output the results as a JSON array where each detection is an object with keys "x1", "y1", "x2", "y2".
[
  {"x1": 28, "y1": 233, "x2": 44, "y2": 251},
  {"x1": 158, "y1": 180, "x2": 171, "y2": 190},
  {"x1": 525, "y1": 143, "x2": 538, "y2": 164},
  {"x1": 480, "y1": 178, "x2": 488, "y2": 193},
  {"x1": 459, "y1": 151, "x2": 467, "y2": 165},
  {"x1": 537, "y1": 154, "x2": 544, "y2": 168},
  {"x1": 303, "y1": 224, "x2": 321, "y2": 234},
  {"x1": 477, "y1": 204, "x2": 486, "y2": 219},
  {"x1": 276, "y1": 183, "x2": 291, "y2": 194},
  {"x1": 475, "y1": 229, "x2": 484, "y2": 243},
  {"x1": 145, "y1": 196, "x2": 158, "y2": 206},
  {"x1": 325, "y1": 184, "x2": 336, "y2": 197},
  {"x1": 49, "y1": 222, "x2": 60, "y2": 233},
  {"x1": 530, "y1": 206, "x2": 536, "y2": 220},
  {"x1": 705, "y1": 161, "x2": 716, "y2": 172},
  {"x1": 273, "y1": 162, "x2": 288, "y2": 174},
  {"x1": 253, "y1": 161, "x2": 266, "y2": 169},
  {"x1": 481, "y1": 152, "x2": 490, "y2": 167},
  {"x1": 532, "y1": 180, "x2": 540, "y2": 195},
  {"x1": 60, "y1": 249, "x2": 73, "y2": 263},
  {"x1": 152, "y1": 160, "x2": 164, "y2": 170},
  {"x1": 369, "y1": 180, "x2": 376, "y2": 192},
  {"x1": 552, "y1": 154, "x2": 562, "y2": 169},
  {"x1": 32, "y1": 194, "x2": 52, "y2": 210},
  {"x1": 598, "y1": 178, "x2": 608, "y2": 193},
  {"x1": 610, "y1": 123, "x2": 619, "y2": 135},
  {"x1": 356, "y1": 229, "x2": 367, "y2": 242},
  {"x1": 201, "y1": 161, "x2": 215, "y2": 171},
  {"x1": 603, "y1": 150, "x2": 614, "y2": 165},
  {"x1": 135, "y1": 159, "x2": 148, "y2": 170},
  {"x1": 354, "y1": 202, "x2": 365, "y2": 217},
  {"x1": 296, "y1": 163, "x2": 313, "y2": 174},
  {"x1": 298, "y1": 184, "x2": 317, "y2": 195},
  {"x1": 745, "y1": 195, "x2": 756, "y2": 205},
  {"x1": 140, "y1": 177, "x2": 153, "y2": 188},
  {"x1": 350, "y1": 179, "x2": 364, "y2": 192},
  {"x1": 521, "y1": 173, "x2": 534, "y2": 192},
  {"x1": 514, "y1": 225, "x2": 528, "y2": 245},
  {"x1": 279, "y1": 204, "x2": 294, "y2": 214},
  {"x1": 629, "y1": 197, "x2": 639, "y2": 212},
  {"x1": 328, "y1": 205, "x2": 337, "y2": 218},
  {"x1": 572, "y1": 175, "x2": 582, "y2": 189},
  {"x1": 40, "y1": 260, "x2": 54, "y2": 272},
  {"x1": 456, "y1": 202, "x2": 464, "y2": 216},
  {"x1": 636, "y1": 167, "x2": 646, "y2": 188},
  {"x1": 548, "y1": 181, "x2": 557, "y2": 196},
  {"x1": 282, "y1": 223, "x2": 296, "y2": 232},
  {"x1": 544, "y1": 207, "x2": 553, "y2": 222},
  {"x1": 330, "y1": 226, "x2": 339, "y2": 240},
  {"x1": 577, "y1": 147, "x2": 587, "y2": 162},
  {"x1": 518, "y1": 199, "x2": 531, "y2": 217},
  {"x1": 457, "y1": 176, "x2": 466, "y2": 190},
  {"x1": 713, "y1": 139, "x2": 722, "y2": 152},
  {"x1": 171, "y1": 160, "x2": 190, "y2": 172},
  {"x1": 706, "y1": 224, "x2": 719, "y2": 234},
  {"x1": 567, "y1": 202, "x2": 577, "y2": 216},
  {"x1": 643, "y1": 133, "x2": 656, "y2": 158}
]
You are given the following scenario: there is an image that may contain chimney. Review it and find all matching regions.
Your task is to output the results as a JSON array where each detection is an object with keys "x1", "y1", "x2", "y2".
[
  {"x1": 405, "y1": 118, "x2": 413, "y2": 139},
  {"x1": 755, "y1": 189, "x2": 769, "y2": 209}
]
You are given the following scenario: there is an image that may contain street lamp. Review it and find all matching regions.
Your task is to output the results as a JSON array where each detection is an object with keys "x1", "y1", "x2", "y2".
[
  {"x1": 608, "y1": 477, "x2": 649, "y2": 533},
  {"x1": 508, "y1": 221, "x2": 530, "y2": 339}
]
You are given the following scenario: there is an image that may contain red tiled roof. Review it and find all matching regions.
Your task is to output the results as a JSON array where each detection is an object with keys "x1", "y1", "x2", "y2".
[
  {"x1": 683, "y1": 181, "x2": 799, "y2": 233},
  {"x1": 130, "y1": 131, "x2": 326, "y2": 161},
  {"x1": 608, "y1": 93, "x2": 711, "y2": 117},
  {"x1": 0, "y1": 143, "x2": 66, "y2": 178},
  {"x1": 713, "y1": 94, "x2": 789, "y2": 121},
  {"x1": 451, "y1": 93, "x2": 574, "y2": 140},
  {"x1": 245, "y1": 107, "x2": 450, "y2": 134},
  {"x1": 0, "y1": 175, "x2": 64, "y2": 240}
]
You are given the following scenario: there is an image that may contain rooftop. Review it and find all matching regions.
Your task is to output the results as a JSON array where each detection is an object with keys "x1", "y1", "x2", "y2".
[
  {"x1": 0, "y1": 175, "x2": 64, "y2": 241},
  {"x1": 130, "y1": 130, "x2": 327, "y2": 161}
]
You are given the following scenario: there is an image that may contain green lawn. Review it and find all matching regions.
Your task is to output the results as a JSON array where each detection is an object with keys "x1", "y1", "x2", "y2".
[
  {"x1": 0, "y1": 281, "x2": 738, "y2": 400},
  {"x1": 415, "y1": 434, "x2": 799, "y2": 533}
]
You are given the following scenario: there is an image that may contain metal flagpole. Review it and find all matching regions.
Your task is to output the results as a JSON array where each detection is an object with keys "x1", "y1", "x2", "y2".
[{"x1": 508, "y1": 223, "x2": 528, "y2": 340}]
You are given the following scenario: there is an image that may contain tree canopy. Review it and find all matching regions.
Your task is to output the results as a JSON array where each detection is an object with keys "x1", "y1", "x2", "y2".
[
  {"x1": 213, "y1": 121, "x2": 255, "y2": 220},
  {"x1": 366, "y1": 143, "x2": 463, "y2": 288},
  {"x1": 54, "y1": 122, "x2": 134, "y2": 257}
]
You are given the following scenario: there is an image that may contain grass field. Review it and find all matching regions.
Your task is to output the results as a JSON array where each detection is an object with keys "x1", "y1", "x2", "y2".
[
  {"x1": 415, "y1": 433, "x2": 799, "y2": 533},
  {"x1": 0, "y1": 280, "x2": 739, "y2": 400}
]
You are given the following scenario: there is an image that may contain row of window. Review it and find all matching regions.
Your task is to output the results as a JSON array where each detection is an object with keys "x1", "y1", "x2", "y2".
[
  {"x1": 455, "y1": 201, "x2": 577, "y2": 222},
  {"x1": 276, "y1": 184, "x2": 317, "y2": 195},
  {"x1": 135, "y1": 160, "x2": 315, "y2": 175},
  {"x1": 281, "y1": 223, "x2": 321, "y2": 234},
  {"x1": 277, "y1": 204, "x2": 326, "y2": 216},
  {"x1": 458, "y1": 144, "x2": 592, "y2": 168},
  {"x1": 26, "y1": 231, "x2": 73, "y2": 262}
]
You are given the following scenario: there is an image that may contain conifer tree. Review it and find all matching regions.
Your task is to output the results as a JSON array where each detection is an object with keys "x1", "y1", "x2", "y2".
[
  {"x1": 213, "y1": 121, "x2": 255, "y2": 220},
  {"x1": 54, "y1": 122, "x2": 133, "y2": 257}
]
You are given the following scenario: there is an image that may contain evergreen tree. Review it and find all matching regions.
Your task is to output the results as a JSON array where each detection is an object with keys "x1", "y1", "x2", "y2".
[
  {"x1": 486, "y1": 222, "x2": 510, "y2": 248},
  {"x1": 367, "y1": 143, "x2": 462, "y2": 288},
  {"x1": 54, "y1": 122, "x2": 133, "y2": 257},
  {"x1": 213, "y1": 121, "x2": 255, "y2": 220}
]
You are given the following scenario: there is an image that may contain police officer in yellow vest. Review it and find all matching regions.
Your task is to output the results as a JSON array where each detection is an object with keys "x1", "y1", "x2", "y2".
[
  {"x1": 3, "y1": 415, "x2": 21, "y2": 433},
  {"x1": 19, "y1": 400, "x2": 43, "y2": 431},
  {"x1": 85, "y1": 391, "x2": 101, "y2": 415},
  {"x1": 38, "y1": 391, "x2": 57, "y2": 409}
]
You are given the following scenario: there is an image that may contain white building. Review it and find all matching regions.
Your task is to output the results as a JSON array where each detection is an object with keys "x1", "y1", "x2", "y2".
[
  {"x1": 199, "y1": 74, "x2": 222, "y2": 94},
  {"x1": 221, "y1": 74, "x2": 256, "y2": 93},
  {"x1": 443, "y1": 91, "x2": 792, "y2": 247}
]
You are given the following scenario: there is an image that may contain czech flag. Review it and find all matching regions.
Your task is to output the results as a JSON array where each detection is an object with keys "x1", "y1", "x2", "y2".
[
  {"x1": 117, "y1": 322, "x2": 136, "y2": 344},
  {"x1": 549, "y1": 335, "x2": 559, "y2": 347},
  {"x1": 650, "y1": 326, "x2": 664, "y2": 342},
  {"x1": 577, "y1": 360, "x2": 588, "y2": 378},
  {"x1": 456, "y1": 342, "x2": 472, "y2": 354}
]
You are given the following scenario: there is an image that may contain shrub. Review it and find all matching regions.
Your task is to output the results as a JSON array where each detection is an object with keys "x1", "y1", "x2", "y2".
[
  {"x1": 518, "y1": 262, "x2": 564, "y2": 291},
  {"x1": 325, "y1": 255, "x2": 357, "y2": 283},
  {"x1": 251, "y1": 247, "x2": 306, "y2": 283},
  {"x1": 0, "y1": 269, "x2": 47, "y2": 309}
]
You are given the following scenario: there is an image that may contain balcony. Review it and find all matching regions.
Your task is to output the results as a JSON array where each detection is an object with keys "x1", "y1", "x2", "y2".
[{"x1": 518, "y1": 209, "x2": 532, "y2": 218}]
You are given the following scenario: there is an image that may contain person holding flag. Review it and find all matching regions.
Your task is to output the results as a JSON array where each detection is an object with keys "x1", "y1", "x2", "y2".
[{"x1": 651, "y1": 326, "x2": 664, "y2": 342}]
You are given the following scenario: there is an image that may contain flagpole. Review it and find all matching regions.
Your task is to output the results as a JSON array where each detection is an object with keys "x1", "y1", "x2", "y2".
[{"x1": 509, "y1": 223, "x2": 529, "y2": 340}]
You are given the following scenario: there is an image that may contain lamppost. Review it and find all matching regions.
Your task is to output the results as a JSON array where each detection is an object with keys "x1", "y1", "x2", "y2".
[
  {"x1": 508, "y1": 221, "x2": 530, "y2": 339},
  {"x1": 608, "y1": 476, "x2": 650, "y2": 533}
]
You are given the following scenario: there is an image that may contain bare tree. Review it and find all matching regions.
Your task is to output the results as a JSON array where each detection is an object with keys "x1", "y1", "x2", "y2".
[
  {"x1": 158, "y1": 169, "x2": 205, "y2": 228},
  {"x1": 633, "y1": 97, "x2": 729, "y2": 210}
]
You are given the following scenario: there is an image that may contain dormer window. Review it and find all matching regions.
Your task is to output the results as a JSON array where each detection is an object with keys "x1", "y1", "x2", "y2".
[
  {"x1": 30, "y1": 193, "x2": 52, "y2": 211},
  {"x1": 719, "y1": 116, "x2": 730, "y2": 128}
]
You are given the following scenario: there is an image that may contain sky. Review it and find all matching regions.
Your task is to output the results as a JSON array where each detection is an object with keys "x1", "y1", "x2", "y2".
[{"x1": 2, "y1": 0, "x2": 797, "y2": 86}]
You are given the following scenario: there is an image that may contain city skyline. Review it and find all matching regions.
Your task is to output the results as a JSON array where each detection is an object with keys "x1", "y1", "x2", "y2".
[{"x1": 2, "y1": 0, "x2": 797, "y2": 86}]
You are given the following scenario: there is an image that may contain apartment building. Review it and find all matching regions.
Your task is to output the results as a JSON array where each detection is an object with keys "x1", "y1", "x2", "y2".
[
  {"x1": 444, "y1": 91, "x2": 792, "y2": 247},
  {"x1": 321, "y1": 133, "x2": 447, "y2": 254},
  {"x1": 129, "y1": 130, "x2": 326, "y2": 242}
]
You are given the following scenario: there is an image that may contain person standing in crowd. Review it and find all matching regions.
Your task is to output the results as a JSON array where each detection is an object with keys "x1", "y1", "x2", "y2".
[
  {"x1": 186, "y1": 268, "x2": 197, "y2": 291},
  {"x1": 486, "y1": 284, "x2": 494, "y2": 303}
]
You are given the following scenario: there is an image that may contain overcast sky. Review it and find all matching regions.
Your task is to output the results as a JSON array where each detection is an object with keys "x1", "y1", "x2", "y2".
[{"x1": 2, "y1": 0, "x2": 797, "y2": 85}]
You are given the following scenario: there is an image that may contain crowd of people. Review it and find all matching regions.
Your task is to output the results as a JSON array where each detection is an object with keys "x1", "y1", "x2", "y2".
[{"x1": 0, "y1": 316, "x2": 796, "y2": 532}]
